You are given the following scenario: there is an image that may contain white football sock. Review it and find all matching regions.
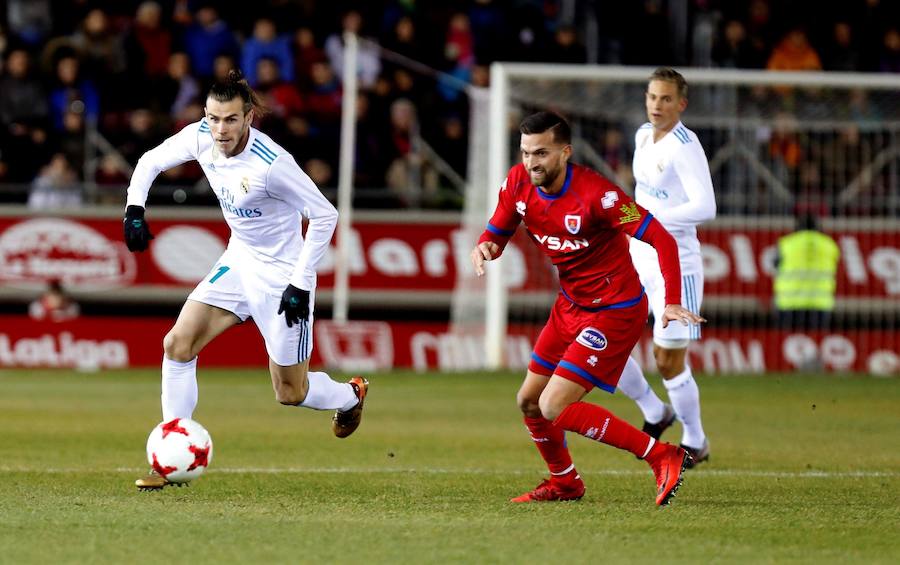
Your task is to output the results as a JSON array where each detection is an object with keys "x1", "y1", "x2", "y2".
[
  {"x1": 161, "y1": 356, "x2": 198, "y2": 421},
  {"x1": 300, "y1": 371, "x2": 357, "y2": 411},
  {"x1": 618, "y1": 356, "x2": 667, "y2": 423},
  {"x1": 663, "y1": 366, "x2": 706, "y2": 448}
]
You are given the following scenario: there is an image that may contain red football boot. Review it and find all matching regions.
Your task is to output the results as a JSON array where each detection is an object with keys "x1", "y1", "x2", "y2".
[
  {"x1": 646, "y1": 443, "x2": 690, "y2": 506},
  {"x1": 510, "y1": 475, "x2": 585, "y2": 503}
]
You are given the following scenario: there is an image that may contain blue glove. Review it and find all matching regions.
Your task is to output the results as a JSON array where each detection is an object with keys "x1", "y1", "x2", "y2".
[
  {"x1": 278, "y1": 284, "x2": 310, "y2": 328},
  {"x1": 123, "y1": 205, "x2": 154, "y2": 252}
]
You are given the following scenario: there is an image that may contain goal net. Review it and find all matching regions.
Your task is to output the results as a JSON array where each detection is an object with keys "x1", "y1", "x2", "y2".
[{"x1": 464, "y1": 64, "x2": 900, "y2": 374}]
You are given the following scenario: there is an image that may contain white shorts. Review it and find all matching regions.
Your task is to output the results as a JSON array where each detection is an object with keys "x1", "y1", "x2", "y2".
[
  {"x1": 630, "y1": 239, "x2": 703, "y2": 344},
  {"x1": 187, "y1": 247, "x2": 314, "y2": 366}
]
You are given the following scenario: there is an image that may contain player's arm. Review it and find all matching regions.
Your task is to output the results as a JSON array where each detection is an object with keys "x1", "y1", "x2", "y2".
[
  {"x1": 268, "y1": 154, "x2": 338, "y2": 326},
  {"x1": 609, "y1": 192, "x2": 705, "y2": 328},
  {"x1": 472, "y1": 175, "x2": 521, "y2": 277},
  {"x1": 655, "y1": 145, "x2": 716, "y2": 225},
  {"x1": 123, "y1": 123, "x2": 201, "y2": 252}
]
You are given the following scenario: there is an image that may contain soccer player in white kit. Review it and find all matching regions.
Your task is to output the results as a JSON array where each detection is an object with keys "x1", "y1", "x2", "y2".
[
  {"x1": 617, "y1": 68, "x2": 716, "y2": 467},
  {"x1": 125, "y1": 71, "x2": 368, "y2": 489}
]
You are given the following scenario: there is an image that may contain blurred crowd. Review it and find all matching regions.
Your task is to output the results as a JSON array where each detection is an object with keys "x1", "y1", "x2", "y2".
[{"x1": 1, "y1": 0, "x2": 899, "y2": 210}]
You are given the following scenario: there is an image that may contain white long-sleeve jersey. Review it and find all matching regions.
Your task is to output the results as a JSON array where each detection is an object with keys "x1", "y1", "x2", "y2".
[
  {"x1": 632, "y1": 120, "x2": 716, "y2": 266},
  {"x1": 126, "y1": 119, "x2": 337, "y2": 291}
]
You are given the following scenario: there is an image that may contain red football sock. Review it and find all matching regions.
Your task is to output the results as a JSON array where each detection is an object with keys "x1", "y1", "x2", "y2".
[
  {"x1": 523, "y1": 416, "x2": 576, "y2": 477},
  {"x1": 554, "y1": 401, "x2": 655, "y2": 459}
]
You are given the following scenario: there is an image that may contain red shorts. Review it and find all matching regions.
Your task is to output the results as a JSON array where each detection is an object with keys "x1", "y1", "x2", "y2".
[{"x1": 528, "y1": 293, "x2": 648, "y2": 393}]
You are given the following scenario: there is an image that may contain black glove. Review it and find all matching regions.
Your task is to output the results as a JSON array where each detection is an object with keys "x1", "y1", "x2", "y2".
[
  {"x1": 278, "y1": 284, "x2": 310, "y2": 328},
  {"x1": 123, "y1": 205, "x2": 154, "y2": 252}
]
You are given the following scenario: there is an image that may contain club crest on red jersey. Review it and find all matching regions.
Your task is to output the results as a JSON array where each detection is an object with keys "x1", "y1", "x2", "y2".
[
  {"x1": 576, "y1": 327, "x2": 608, "y2": 351},
  {"x1": 564, "y1": 214, "x2": 581, "y2": 234}
]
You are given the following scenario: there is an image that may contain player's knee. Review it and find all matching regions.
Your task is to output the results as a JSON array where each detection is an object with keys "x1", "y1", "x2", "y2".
[
  {"x1": 516, "y1": 390, "x2": 542, "y2": 417},
  {"x1": 163, "y1": 331, "x2": 194, "y2": 362},
  {"x1": 537, "y1": 393, "x2": 567, "y2": 422},
  {"x1": 274, "y1": 383, "x2": 306, "y2": 406},
  {"x1": 655, "y1": 353, "x2": 685, "y2": 378}
]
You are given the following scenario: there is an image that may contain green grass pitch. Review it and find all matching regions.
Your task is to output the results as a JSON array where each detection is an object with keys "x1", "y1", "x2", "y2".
[{"x1": 1, "y1": 369, "x2": 898, "y2": 564}]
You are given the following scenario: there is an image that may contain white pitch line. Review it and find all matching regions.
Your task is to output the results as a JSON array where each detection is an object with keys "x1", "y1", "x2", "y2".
[{"x1": 1, "y1": 466, "x2": 897, "y2": 479}]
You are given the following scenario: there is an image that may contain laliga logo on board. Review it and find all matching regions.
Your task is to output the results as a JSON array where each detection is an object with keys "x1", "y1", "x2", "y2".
[{"x1": 0, "y1": 218, "x2": 136, "y2": 289}]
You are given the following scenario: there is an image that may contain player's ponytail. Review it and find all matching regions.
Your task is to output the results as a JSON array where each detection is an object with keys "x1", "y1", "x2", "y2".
[{"x1": 208, "y1": 69, "x2": 269, "y2": 117}]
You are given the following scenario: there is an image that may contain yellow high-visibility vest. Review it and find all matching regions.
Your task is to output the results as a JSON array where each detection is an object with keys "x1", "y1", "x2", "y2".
[{"x1": 774, "y1": 230, "x2": 840, "y2": 311}]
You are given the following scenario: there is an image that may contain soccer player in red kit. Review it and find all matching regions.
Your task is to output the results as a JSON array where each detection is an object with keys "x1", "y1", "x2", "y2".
[{"x1": 471, "y1": 112, "x2": 705, "y2": 506}]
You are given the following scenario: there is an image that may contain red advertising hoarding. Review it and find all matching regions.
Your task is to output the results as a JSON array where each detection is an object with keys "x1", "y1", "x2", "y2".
[
  {"x1": 0, "y1": 213, "x2": 896, "y2": 374},
  {"x1": 1, "y1": 215, "x2": 897, "y2": 302},
  {"x1": 0, "y1": 316, "x2": 896, "y2": 375}
]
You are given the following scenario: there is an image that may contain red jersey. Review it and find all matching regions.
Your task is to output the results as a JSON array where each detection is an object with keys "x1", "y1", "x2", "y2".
[{"x1": 479, "y1": 162, "x2": 682, "y2": 309}]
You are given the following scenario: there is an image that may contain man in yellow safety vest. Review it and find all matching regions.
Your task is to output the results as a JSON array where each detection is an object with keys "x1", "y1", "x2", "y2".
[{"x1": 773, "y1": 213, "x2": 840, "y2": 332}]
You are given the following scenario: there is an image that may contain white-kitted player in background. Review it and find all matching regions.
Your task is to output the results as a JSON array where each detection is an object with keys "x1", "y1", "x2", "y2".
[
  {"x1": 124, "y1": 70, "x2": 368, "y2": 490},
  {"x1": 618, "y1": 67, "x2": 716, "y2": 467}
]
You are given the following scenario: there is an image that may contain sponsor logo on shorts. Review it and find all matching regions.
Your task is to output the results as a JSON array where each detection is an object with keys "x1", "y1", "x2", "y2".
[
  {"x1": 576, "y1": 327, "x2": 608, "y2": 351},
  {"x1": 587, "y1": 355, "x2": 598, "y2": 366}
]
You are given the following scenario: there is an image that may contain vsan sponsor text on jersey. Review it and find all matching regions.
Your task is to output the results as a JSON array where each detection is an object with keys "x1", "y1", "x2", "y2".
[{"x1": 532, "y1": 233, "x2": 590, "y2": 251}]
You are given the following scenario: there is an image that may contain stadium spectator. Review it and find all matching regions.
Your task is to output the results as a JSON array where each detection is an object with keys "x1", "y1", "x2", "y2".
[
  {"x1": 241, "y1": 17, "x2": 293, "y2": 86},
  {"x1": 181, "y1": 5, "x2": 240, "y2": 79},
  {"x1": 324, "y1": 10, "x2": 381, "y2": 88},
  {"x1": 384, "y1": 98, "x2": 420, "y2": 205},
  {"x1": 28, "y1": 153, "x2": 81, "y2": 209},
  {"x1": 743, "y1": 0, "x2": 775, "y2": 60},
  {"x1": 114, "y1": 108, "x2": 166, "y2": 166},
  {"x1": 768, "y1": 111, "x2": 803, "y2": 188},
  {"x1": 153, "y1": 52, "x2": 201, "y2": 117},
  {"x1": 712, "y1": 20, "x2": 759, "y2": 69},
  {"x1": 303, "y1": 157, "x2": 334, "y2": 188},
  {"x1": 544, "y1": 25, "x2": 586, "y2": 64},
  {"x1": 444, "y1": 12, "x2": 475, "y2": 70},
  {"x1": 766, "y1": 28, "x2": 822, "y2": 71},
  {"x1": 303, "y1": 60, "x2": 342, "y2": 126},
  {"x1": 70, "y1": 9, "x2": 126, "y2": 81},
  {"x1": 382, "y1": 15, "x2": 420, "y2": 64},
  {"x1": 123, "y1": 1, "x2": 173, "y2": 80},
  {"x1": 823, "y1": 21, "x2": 860, "y2": 72},
  {"x1": 291, "y1": 27, "x2": 326, "y2": 89},
  {"x1": 29, "y1": 279, "x2": 80, "y2": 322},
  {"x1": 47, "y1": 53, "x2": 100, "y2": 130},
  {"x1": 255, "y1": 57, "x2": 304, "y2": 120},
  {"x1": 125, "y1": 70, "x2": 367, "y2": 490},
  {"x1": 56, "y1": 107, "x2": 86, "y2": 174},
  {"x1": 352, "y1": 91, "x2": 392, "y2": 190},
  {"x1": 471, "y1": 111, "x2": 703, "y2": 505},
  {"x1": 6, "y1": 0, "x2": 53, "y2": 47},
  {"x1": 94, "y1": 153, "x2": 130, "y2": 189},
  {"x1": 468, "y1": 0, "x2": 507, "y2": 64},
  {"x1": 878, "y1": 28, "x2": 900, "y2": 73},
  {"x1": 0, "y1": 49, "x2": 49, "y2": 128},
  {"x1": 623, "y1": 0, "x2": 672, "y2": 66}
]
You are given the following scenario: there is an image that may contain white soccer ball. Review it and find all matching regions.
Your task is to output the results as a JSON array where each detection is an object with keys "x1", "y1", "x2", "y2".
[{"x1": 145, "y1": 418, "x2": 214, "y2": 484}]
